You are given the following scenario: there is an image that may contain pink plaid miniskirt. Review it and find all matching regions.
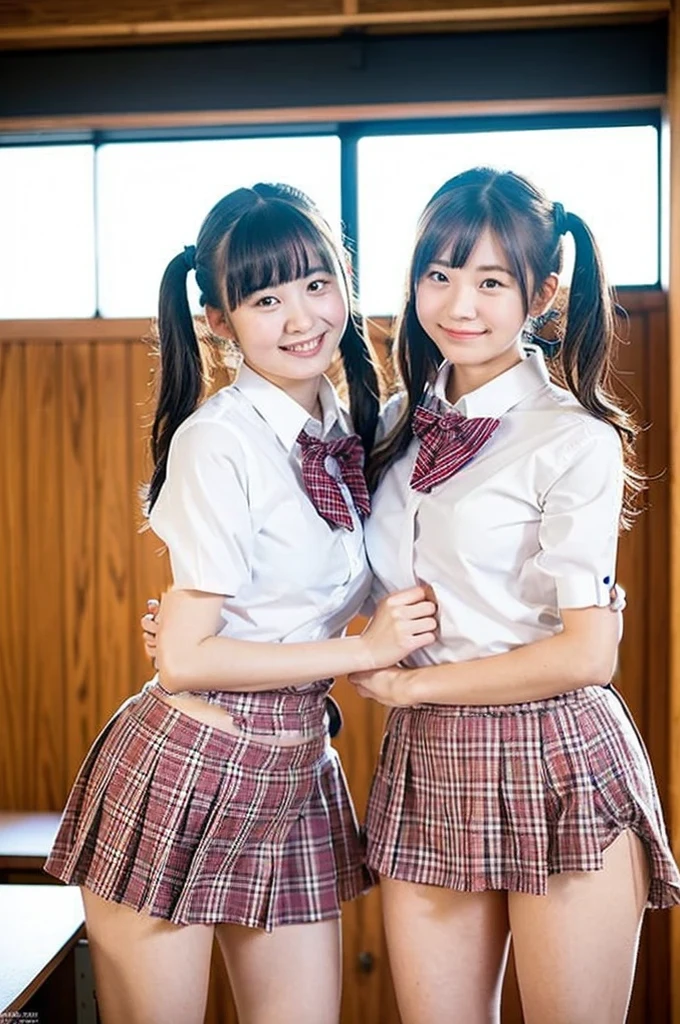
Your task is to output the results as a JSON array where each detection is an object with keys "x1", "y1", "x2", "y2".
[
  {"x1": 45, "y1": 685, "x2": 372, "y2": 929},
  {"x1": 365, "y1": 685, "x2": 680, "y2": 907}
]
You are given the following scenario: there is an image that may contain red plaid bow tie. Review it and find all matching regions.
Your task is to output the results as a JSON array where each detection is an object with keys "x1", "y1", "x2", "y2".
[
  {"x1": 410, "y1": 402, "x2": 500, "y2": 493},
  {"x1": 297, "y1": 430, "x2": 371, "y2": 530}
]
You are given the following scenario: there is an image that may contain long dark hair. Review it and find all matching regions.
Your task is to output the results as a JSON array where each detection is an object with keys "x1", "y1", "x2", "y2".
[
  {"x1": 147, "y1": 182, "x2": 380, "y2": 512},
  {"x1": 368, "y1": 167, "x2": 642, "y2": 528}
]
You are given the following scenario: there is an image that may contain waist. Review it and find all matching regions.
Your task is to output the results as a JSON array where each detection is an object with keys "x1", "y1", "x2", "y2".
[{"x1": 148, "y1": 678, "x2": 333, "y2": 745}]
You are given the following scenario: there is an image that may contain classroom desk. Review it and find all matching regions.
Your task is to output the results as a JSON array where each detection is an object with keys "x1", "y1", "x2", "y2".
[
  {"x1": 0, "y1": 884, "x2": 85, "y2": 1013},
  {"x1": 0, "y1": 811, "x2": 61, "y2": 881}
]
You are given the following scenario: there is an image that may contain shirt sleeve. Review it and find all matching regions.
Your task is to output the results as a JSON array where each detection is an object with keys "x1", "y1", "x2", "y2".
[
  {"x1": 536, "y1": 425, "x2": 623, "y2": 609},
  {"x1": 148, "y1": 420, "x2": 253, "y2": 596}
]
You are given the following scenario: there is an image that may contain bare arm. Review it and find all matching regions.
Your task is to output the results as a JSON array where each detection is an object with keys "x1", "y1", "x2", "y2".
[
  {"x1": 156, "y1": 585, "x2": 437, "y2": 694},
  {"x1": 349, "y1": 605, "x2": 619, "y2": 708}
]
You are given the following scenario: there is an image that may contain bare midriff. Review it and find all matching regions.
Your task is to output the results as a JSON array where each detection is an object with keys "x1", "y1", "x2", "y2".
[{"x1": 152, "y1": 688, "x2": 310, "y2": 747}]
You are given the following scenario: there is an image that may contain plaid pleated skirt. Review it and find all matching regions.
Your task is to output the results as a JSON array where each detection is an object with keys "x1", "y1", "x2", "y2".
[
  {"x1": 365, "y1": 685, "x2": 680, "y2": 908},
  {"x1": 45, "y1": 686, "x2": 372, "y2": 930}
]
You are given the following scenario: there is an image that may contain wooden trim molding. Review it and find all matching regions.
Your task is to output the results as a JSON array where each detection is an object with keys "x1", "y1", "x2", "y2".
[
  {"x1": 0, "y1": 2, "x2": 669, "y2": 50},
  {"x1": 0, "y1": 95, "x2": 664, "y2": 136}
]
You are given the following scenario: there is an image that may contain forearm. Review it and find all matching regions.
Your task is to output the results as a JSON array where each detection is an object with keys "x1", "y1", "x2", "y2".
[
  {"x1": 158, "y1": 633, "x2": 372, "y2": 694},
  {"x1": 405, "y1": 629, "x2": 616, "y2": 707}
]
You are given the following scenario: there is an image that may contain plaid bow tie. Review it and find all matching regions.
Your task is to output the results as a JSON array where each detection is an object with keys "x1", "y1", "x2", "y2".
[
  {"x1": 410, "y1": 402, "x2": 500, "y2": 493},
  {"x1": 297, "y1": 430, "x2": 371, "y2": 530}
]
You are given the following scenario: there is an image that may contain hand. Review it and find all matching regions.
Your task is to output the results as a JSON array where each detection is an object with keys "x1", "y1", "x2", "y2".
[
  {"x1": 348, "y1": 666, "x2": 416, "y2": 707},
  {"x1": 360, "y1": 585, "x2": 437, "y2": 671},
  {"x1": 141, "y1": 598, "x2": 160, "y2": 662},
  {"x1": 609, "y1": 583, "x2": 626, "y2": 612}
]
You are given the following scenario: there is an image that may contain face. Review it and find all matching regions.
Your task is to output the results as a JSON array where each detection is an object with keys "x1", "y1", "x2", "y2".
[
  {"x1": 415, "y1": 228, "x2": 552, "y2": 389},
  {"x1": 218, "y1": 263, "x2": 349, "y2": 397}
]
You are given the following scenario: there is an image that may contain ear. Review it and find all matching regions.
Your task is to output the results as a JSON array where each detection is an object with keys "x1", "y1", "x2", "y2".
[
  {"x1": 205, "y1": 304, "x2": 234, "y2": 341},
  {"x1": 529, "y1": 273, "x2": 559, "y2": 319}
]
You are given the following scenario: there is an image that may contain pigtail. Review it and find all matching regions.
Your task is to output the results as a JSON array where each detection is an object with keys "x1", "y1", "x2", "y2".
[
  {"x1": 339, "y1": 314, "x2": 381, "y2": 456},
  {"x1": 366, "y1": 295, "x2": 441, "y2": 491},
  {"x1": 561, "y1": 212, "x2": 643, "y2": 528},
  {"x1": 147, "y1": 251, "x2": 205, "y2": 512}
]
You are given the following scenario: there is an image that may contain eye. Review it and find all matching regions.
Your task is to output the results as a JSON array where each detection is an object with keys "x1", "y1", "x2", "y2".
[
  {"x1": 480, "y1": 278, "x2": 504, "y2": 290},
  {"x1": 308, "y1": 277, "x2": 330, "y2": 293},
  {"x1": 427, "y1": 269, "x2": 449, "y2": 284},
  {"x1": 254, "y1": 294, "x2": 279, "y2": 307}
]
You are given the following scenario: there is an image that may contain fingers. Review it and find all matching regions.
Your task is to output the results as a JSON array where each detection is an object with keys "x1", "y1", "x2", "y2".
[
  {"x1": 407, "y1": 631, "x2": 436, "y2": 650},
  {"x1": 383, "y1": 586, "x2": 430, "y2": 607},
  {"x1": 400, "y1": 600, "x2": 437, "y2": 620}
]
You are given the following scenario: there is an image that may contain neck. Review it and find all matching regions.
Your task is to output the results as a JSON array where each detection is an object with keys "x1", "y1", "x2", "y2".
[
  {"x1": 445, "y1": 344, "x2": 523, "y2": 405},
  {"x1": 244, "y1": 362, "x2": 323, "y2": 420}
]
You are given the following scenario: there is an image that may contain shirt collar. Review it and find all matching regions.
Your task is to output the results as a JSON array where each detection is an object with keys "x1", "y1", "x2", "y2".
[
  {"x1": 432, "y1": 344, "x2": 551, "y2": 419},
  {"x1": 234, "y1": 363, "x2": 347, "y2": 451}
]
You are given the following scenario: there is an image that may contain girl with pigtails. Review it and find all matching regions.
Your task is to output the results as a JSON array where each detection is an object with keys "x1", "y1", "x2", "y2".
[
  {"x1": 45, "y1": 182, "x2": 438, "y2": 1024},
  {"x1": 349, "y1": 167, "x2": 680, "y2": 1024}
]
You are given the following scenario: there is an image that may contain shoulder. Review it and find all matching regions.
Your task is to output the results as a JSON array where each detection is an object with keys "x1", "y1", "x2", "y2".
[
  {"x1": 167, "y1": 386, "x2": 253, "y2": 475},
  {"x1": 530, "y1": 384, "x2": 622, "y2": 461}
]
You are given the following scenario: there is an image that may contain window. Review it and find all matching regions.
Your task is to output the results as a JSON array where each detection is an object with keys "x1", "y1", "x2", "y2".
[
  {"x1": 96, "y1": 136, "x2": 341, "y2": 317},
  {"x1": 0, "y1": 118, "x2": 660, "y2": 319},
  {"x1": 357, "y1": 125, "x2": 659, "y2": 315},
  {"x1": 0, "y1": 145, "x2": 96, "y2": 318}
]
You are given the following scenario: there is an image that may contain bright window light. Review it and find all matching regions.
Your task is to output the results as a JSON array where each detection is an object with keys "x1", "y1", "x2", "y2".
[
  {"x1": 0, "y1": 145, "x2": 96, "y2": 318},
  {"x1": 357, "y1": 126, "x2": 659, "y2": 315},
  {"x1": 96, "y1": 137, "x2": 342, "y2": 318}
]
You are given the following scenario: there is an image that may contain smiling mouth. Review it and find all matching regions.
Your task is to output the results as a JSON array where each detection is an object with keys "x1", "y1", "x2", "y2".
[
  {"x1": 440, "y1": 326, "x2": 487, "y2": 339},
  {"x1": 281, "y1": 334, "x2": 325, "y2": 354}
]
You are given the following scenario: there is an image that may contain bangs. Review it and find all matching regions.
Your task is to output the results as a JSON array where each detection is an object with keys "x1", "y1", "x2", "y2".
[
  {"x1": 413, "y1": 191, "x2": 531, "y2": 312},
  {"x1": 222, "y1": 201, "x2": 338, "y2": 309}
]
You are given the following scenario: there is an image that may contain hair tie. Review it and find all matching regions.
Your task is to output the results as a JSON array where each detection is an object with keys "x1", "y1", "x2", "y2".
[
  {"x1": 553, "y1": 202, "x2": 568, "y2": 237},
  {"x1": 182, "y1": 245, "x2": 196, "y2": 271}
]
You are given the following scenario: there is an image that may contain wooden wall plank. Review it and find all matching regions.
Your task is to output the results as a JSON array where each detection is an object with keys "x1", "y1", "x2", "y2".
[
  {"x1": 129, "y1": 338, "x2": 172, "y2": 690},
  {"x1": 95, "y1": 343, "x2": 136, "y2": 720},
  {"x1": 61, "y1": 343, "x2": 99, "y2": 788},
  {"x1": 0, "y1": 343, "x2": 27, "y2": 809},
  {"x1": 24, "y1": 343, "x2": 66, "y2": 810},
  {"x1": 668, "y1": 6, "x2": 680, "y2": 1019}
]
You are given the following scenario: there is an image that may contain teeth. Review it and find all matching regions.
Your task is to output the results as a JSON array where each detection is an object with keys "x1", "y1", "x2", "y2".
[{"x1": 284, "y1": 336, "x2": 321, "y2": 353}]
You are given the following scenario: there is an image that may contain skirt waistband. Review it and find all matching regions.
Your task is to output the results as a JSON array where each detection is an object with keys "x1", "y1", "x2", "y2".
[
  {"x1": 400, "y1": 684, "x2": 610, "y2": 721},
  {"x1": 134, "y1": 686, "x2": 329, "y2": 771}
]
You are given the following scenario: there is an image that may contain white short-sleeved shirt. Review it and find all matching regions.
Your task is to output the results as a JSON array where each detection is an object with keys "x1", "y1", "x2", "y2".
[
  {"x1": 365, "y1": 346, "x2": 623, "y2": 667},
  {"x1": 150, "y1": 364, "x2": 372, "y2": 651}
]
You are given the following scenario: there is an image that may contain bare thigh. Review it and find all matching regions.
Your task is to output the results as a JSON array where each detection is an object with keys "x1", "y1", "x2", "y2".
[
  {"x1": 380, "y1": 876, "x2": 511, "y2": 1024},
  {"x1": 82, "y1": 887, "x2": 214, "y2": 1024},
  {"x1": 509, "y1": 830, "x2": 650, "y2": 1024},
  {"x1": 216, "y1": 917, "x2": 342, "y2": 1024}
]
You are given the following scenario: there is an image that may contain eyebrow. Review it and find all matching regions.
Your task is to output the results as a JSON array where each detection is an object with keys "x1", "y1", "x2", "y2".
[{"x1": 431, "y1": 259, "x2": 515, "y2": 277}]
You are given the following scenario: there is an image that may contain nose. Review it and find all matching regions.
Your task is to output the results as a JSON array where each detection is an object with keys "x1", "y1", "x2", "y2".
[
  {"x1": 446, "y1": 282, "x2": 477, "y2": 321},
  {"x1": 284, "y1": 295, "x2": 315, "y2": 335}
]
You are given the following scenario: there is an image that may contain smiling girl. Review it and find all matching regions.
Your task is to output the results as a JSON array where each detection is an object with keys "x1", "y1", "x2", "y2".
[
  {"x1": 44, "y1": 182, "x2": 436, "y2": 1024},
  {"x1": 352, "y1": 167, "x2": 680, "y2": 1024}
]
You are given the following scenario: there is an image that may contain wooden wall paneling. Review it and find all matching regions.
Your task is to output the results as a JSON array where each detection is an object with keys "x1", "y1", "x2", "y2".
[
  {"x1": 129, "y1": 338, "x2": 171, "y2": 690},
  {"x1": 614, "y1": 309, "x2": 648, "y2": 730},
  {"x1": 24, "y1": 342, "x2": 65, "y2": 810},
  {"x1": 61, "y1": 342, "x2": 99, "y2": 795},
  {"x1": 668, "y1": 4, "x2": 680, "y2": 1018},
  {"x1": 0, "y1": 343, "x2": 27, "y2": 809},
  {"x1": 95, "y1": 342, "x2": 135, "y2": 721},
  {"x1": 644, "y1": 304, "x2": 671, "y2": 1024}
]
